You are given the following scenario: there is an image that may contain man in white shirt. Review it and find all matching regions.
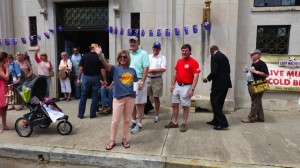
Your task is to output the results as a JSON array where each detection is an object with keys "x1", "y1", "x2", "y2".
[{"x1": 147, "y1": 42, "x2": 166, "y2": 123}]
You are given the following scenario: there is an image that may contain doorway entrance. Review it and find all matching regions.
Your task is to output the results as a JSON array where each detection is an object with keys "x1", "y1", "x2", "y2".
[{"x1": 55, "y1": 1, "x2": 109, "y2": 97}]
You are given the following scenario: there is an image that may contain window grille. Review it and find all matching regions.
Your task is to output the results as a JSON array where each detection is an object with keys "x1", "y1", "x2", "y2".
[
  {"x1": 131, "y1": 13, "x2": 140, "y2": 37},
  {"x1": 256, "y1": 25, "x2": 290, "y2": 54},
  {"x1": 29, "y1": 16, "x2": 37, "y2": 46},
  {"x1": 254, "y1": 0, "x2": 300, "y2": 7}
]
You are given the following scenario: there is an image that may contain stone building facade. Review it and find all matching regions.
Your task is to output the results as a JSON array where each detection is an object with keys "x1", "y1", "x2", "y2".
[{"x1": 1, "y1": 0, "x2": 300, "y2": 111}]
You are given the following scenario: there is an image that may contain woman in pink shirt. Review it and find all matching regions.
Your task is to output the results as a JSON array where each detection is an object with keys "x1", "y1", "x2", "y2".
[
  {"x1": 0, "y1": 52, "x2": 10, "y2": 133},
  {"x1": 35, "y1": 47, "x2": 53, "y2": 98}
]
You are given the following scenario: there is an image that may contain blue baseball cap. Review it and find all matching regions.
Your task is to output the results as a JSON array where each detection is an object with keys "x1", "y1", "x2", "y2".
[{"x1": 153, "y1": 42, "x2": 161, "y2": 48}]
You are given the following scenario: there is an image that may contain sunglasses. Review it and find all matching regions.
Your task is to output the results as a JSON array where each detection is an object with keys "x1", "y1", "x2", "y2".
[
  {"x1": 8, "y1": 57, "x2": 13, "y2": 59},
  {"x1": 41, "y1": 54, "x2": 47, "y2": 56},
  {"x1": 119, "y1": 56, "x2": 128, "y2": 59}
]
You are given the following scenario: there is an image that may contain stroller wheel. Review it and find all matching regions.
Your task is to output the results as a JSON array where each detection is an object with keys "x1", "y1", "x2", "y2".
[
  {"x1": 57, "y1": 121, "x2": 72, "y2": 135},
  {"x1": 15, "y1": 117, "x2": 33, "y2": 137}
]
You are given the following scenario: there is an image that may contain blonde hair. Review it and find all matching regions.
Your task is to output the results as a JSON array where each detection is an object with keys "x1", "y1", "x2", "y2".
[{"x1": 117, "y1": 49, "x2": 131, "y2": 67}]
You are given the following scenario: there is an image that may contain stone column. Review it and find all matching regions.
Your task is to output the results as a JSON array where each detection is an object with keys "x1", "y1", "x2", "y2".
[{"x1": 0, "y1": 0, "x2": 14, "y2": 54}]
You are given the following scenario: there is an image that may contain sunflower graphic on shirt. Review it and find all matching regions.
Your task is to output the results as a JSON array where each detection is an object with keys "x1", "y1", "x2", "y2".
[{"x1": 120, "y1": 72, "x2": 134, "y2": 85}]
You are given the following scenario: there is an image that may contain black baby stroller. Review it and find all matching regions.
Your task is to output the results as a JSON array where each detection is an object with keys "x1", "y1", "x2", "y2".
[{"x1": 14, "y1": 76, "x2": 72, "y2": 137}]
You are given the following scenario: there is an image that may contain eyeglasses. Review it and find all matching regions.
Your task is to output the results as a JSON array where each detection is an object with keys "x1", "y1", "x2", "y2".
[
  {"x1": 73, "y1": 50, "x2": 78, "y2": 52},
  {"x1": 119, "y1": 56, "x2": 128, "y2": 59},
  {"x1": 41, "y1": 54, "x2": 47, "y2": 56}
]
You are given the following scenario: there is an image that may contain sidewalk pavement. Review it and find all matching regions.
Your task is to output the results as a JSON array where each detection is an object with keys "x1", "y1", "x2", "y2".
[{"x1": 1, "y1": 99, "x2": 300, "y2": 168}]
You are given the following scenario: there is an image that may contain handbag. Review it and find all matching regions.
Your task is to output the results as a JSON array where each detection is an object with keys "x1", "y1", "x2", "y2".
[
  {"x1": 49, "y1": 70, "x2": 55, "y2": 77},
  {"x1": 58, "y1": 70, "x2": 67, "y2": 79},
  {"x1": 250, "y1": 79, "x2": 270, "y2": 94}
]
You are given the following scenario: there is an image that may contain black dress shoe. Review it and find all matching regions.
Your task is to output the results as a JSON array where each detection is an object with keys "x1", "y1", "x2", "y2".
[
  {"x1": 206, "y1": 121, "x2": 217, "y2": 126},
  {"x1": 90, "y1": 115, "x2": 96, "y2": 119},
  {"x1": 213, "y1": 125, "x2": 228, "y2": 130},
  {"x1": 78, "y1": 115, "x2": 84, "y2": 119}
]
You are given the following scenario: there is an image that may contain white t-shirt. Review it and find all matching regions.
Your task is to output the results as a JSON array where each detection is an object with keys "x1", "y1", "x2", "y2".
[{"x1": 148, "y1": 54, "x2": 166, "y2": 77}]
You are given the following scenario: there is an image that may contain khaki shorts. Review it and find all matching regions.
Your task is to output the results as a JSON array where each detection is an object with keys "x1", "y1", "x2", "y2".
[
  {"x1": 135, "y1": 79, "x2": 147, "y2": 104},
  {"x1": 147, "y1": 77, "x2": 163, "y2": 97},
  {"x1": 172, "y1": 83, "x2": 192, "y2": 106}
]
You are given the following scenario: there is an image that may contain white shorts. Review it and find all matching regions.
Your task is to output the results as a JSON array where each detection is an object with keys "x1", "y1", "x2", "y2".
[
  {"x1": 172, "y1": 83, "x2": 192, "y2": 106},
  {"x1": 135, "y1": 80, "x2": 147, "y2": 104}
]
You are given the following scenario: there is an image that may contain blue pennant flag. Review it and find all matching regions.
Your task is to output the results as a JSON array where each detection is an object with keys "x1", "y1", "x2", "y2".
[
  {"x1": 184, "y1": 26, "x2": 189, "y2": 35},
  {"x1": 202, "y1": 22, "x2": 211, "y2": 31},
  {"x1": 174, "y1": 28, "x2": 180, "y2": 36},
  {"x1": 165, "y1": 29, "x2": 171, "y2": 37},
  {"x1": 141, "y1": 29, "x2": 145, "y2": 37},
  {"x1": 57, "y1": 26, "x2": 63, "y2": 32},
  {"x1": 193, "y1": 25, "x2": 198, "y2": 33},
  {"x1": 5, "y1": 38, "x2": 10, "y2": 45},
  {"x1": 109, "y1": 26, "x2": 113, "y2": 33},
  {"x1": 12, "y1": 38, "x2": 18, "y2": 45},
  {"x1": 44, "y1": 32, "x2": 50, "y2": 39},
  {"x1": 29, "y1": 36, "x2": 34, "y2": 43},
  {"x1": 49, "y1": 29, "x2": 54, "y2": 33},
  {"x1": 127, "y1": 29, "x2": 131, "y2": 36},
  {"x1": 0, "y1": 39, "x2": 2, "y2": 46},
  {"x1": 157, "y1": 29, "x2": 161, "y2": 37},
  {"x1": 106, "y1": 26, "x2": 109, "y2": 32},
  {"x1": 120, "y1": 28, "x2": 124, "y2": 35},
  {"x1": 21, "y1": 38, "x2": 27, "y2": 44},
  {"x1": 149, "y1": 29, "x2": 154, "y2": 37},
  {"x1": 114, "y1": 27, "x2": 118, "y2": 34},
  {"x1": 134, "y1": 29, "x2": 139, "y2": 36},
  {"x1": 37, "y1": 35, "x2": 41, "y2": 41}
]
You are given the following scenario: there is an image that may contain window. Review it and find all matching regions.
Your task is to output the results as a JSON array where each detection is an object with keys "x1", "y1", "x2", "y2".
[
  {"x1": 256, "y1": 25, "x2": 290, "y2": 54},
  {"x1": 254, "y1": 0, "x2": 300, "y2": 7},
  {"x1": 29, "y1": 16, "x2": 37, "y2": 46},
  {"x1": 131, "y1": 13, "x2": 140, "y2": 37}
]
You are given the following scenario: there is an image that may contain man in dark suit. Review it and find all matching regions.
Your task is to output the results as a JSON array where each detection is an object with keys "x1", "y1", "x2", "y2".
[{"x1": 203, "y1": 45, "x2": 232, "y2": 130}]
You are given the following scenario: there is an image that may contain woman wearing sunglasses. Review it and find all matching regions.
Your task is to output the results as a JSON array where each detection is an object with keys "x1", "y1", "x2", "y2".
[{"x1": 95, "y1": 46, "x2": 137, "y2": 150}]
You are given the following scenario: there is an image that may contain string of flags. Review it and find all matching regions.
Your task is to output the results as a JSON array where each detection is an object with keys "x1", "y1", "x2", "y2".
[
  {"x1": 0, "y1": 22, "x2": 211, "y2": 46},
  {"x1": 106, "y1": 22, "x2": 211, "y2": 37}
]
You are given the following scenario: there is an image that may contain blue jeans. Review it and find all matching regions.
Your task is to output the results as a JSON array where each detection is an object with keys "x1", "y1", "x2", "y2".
[
  {"x1": 73, "y1": 76, "x2": 81, "y2": 97},
  {"x1": 78, "y1": 75, "x2": 101, "y2": 117},
  {"x1": 100, "y1": 85, "x2": 114, "y2": 108}
]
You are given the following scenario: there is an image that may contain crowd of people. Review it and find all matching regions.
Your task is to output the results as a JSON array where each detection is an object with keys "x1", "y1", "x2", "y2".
[{"x1": 0, "y1": 37, "x2": 269, "y2": 152}]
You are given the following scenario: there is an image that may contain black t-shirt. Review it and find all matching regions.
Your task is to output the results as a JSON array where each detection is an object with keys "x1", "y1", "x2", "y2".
[
  {"x1": 106, "y1": 71, "x2": 113, "y2": 86},
  {"x1": 79, "y1": 52, "x2": 104, "y2": 76},
  {"x1": 252, "y1": 60, "x2": 269, "y2": 81}
]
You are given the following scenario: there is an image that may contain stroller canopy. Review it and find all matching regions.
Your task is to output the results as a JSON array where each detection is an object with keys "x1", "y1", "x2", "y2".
[{"x1": 15, "y1": 76, "x2": 48, "y2": 103}]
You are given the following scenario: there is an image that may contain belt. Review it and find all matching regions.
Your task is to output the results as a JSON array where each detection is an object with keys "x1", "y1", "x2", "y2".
[
  {"x1": 177, "y1": 83, "x2": 192, "y2": 86},
  {"x1": 148, "y1": 76, "x2": 162, "y2": 79}
]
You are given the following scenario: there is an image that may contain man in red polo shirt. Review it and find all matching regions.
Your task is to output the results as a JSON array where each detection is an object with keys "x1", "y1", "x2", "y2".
[{"x1": 165, "y1": 44, "x2": 201, "y2": 132}]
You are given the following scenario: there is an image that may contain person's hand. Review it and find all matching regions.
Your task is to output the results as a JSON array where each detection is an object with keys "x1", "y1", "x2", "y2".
[
  {"x1": 188, "y1": 89, "x2": 194, "y2": 98},
  {"x1": 94, "y1": 46, "x2": 102, "y2": 56},
  {"x1": 138, "y1": 81, "x2": 144, "y2": 90},
  {"x1": 203, "y1": 78, "x2": 208, "y2": 83},
  {"x1": 170, "y1": 84, "x2": 174, "y2": 92},
  {"x1": 76, "y1": 80, "x2": 81, "y2": 86},
  {"x1": 102, "y1": 80, "x2": 107, "y2": 87},
  {"x1": 250, "y1": 67, "x2": 257, "y2": 73},
  {"x1": 36, "y1": 46, "x2": 40, "y2": 52}
]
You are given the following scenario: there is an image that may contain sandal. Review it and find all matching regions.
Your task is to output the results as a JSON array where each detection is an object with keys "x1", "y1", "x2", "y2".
[
  {"x1": 105, "y1": 143, "x2": 116, "y2": 150},
  {"x1": 122, "y1": 142, "x2": 130, "y2": 148}
]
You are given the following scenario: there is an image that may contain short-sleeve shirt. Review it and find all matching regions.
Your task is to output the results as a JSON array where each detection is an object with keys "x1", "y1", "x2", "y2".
[
  {"x1": 79, "y1": 52, "x2": 104, "y2": 76},
  {"x1": 252, "y1": 60, "x2": 269, "y2": 81},
  {"x1": 148, "y1": 54, "x2": 167, "y2": 77},
  {"x1": 175, "y1": 57, "x2": 201, "y2": 83},
  {"x1": 111, "y1": 65, "x2": 138, "y2": 99},
  {"x1": 130, "y1": 48, "x2": 149, "y2": 78}
]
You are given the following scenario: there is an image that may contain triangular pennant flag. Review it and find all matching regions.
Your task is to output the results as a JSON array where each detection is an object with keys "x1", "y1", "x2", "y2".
[
  {"x1": 174, "y1": 28, "x2": 180, "y2": 36},
  {"x1": 105, "y1": 26, "x2": 109, "y2": 32},
  {"x1": 109, "y1": 26, "x2": 113, "y2": 33},
  {"x1": 5, "y1": 38, "x2": 10, "y2": 45},
  {"x1": 149, "y1": 29, "x2": 153, "y2": 37},
  {"x1": 157, "y1": 29, "x2": 161, "y2": 37},
  {"x1": 37, "y1": 35, "x2": 41, "y2": 41},
  {"x1": 44, "y1": 32, "x2": 50, "y2": 39},
  {"x1": 29, "y1": 36, "x2": 34, "y2": 43},
  {"x1": 134, "y1": 29, "x2": 139, "y2": 36},
  {"x1": 127, "y1": 29, "x2": 131, "y2": 36},
  {"x1": 57, "y1": 26, "x2": 63, "y2": 32},
  {"x1": 21, "y1": 38, "x2": 27, "y2": 44},
  {"x1": 193, "y1": 25, "x2": 198, "y2": 33},
  {"x1": 184, "y1": 26, "x2": 189, "y2": 35},
  {"x1": 114, "y1": 27, "x2": 118, "y2": 34},
  {"x1": 120, "y1": 28, "x2": 124, "y2": 35},
  {"x1": 165, "y1": 29, "x2": 171, "y2": 37},
  {"x1": 141, "y1": 29, "x2": 145, "y2": 37},
  {"x1": 0, "y1": 39, "x2": 2, "y2": 46},
  {"x1": 49, "y1": 29, "x2": 54, "y2": 33},
  {"x1": 12, "y1": 38, "x2": 18, "y2": 45}
]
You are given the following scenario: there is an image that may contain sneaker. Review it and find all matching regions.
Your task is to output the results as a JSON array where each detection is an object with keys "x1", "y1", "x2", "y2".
[
  {"x1": 131, "y1": 124, "x2": 142, "y2": 134},
  {"x1": 165, "y1": 121, "x2": 179, "y2": 128},
  {"x1": 130, "y1": 122, "x2": 136, "y2": 129},
  {"x1": 180, "y1": 124, "x2": 187, "y2": 132},
  {"x1": 154, "y1": 115, "x2": 159, "y2": 123},
  {"x1": 241, "y1": 117, "x2": 253, "y2": 123},
  {"x1": 102, "y1": 107, "x2": 111, "y2": 114}
]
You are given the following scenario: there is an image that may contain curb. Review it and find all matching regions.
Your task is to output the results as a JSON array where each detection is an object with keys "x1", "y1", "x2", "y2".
[{"x1": 0, "y1": 144, "x2": 288, "y2": 168}]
